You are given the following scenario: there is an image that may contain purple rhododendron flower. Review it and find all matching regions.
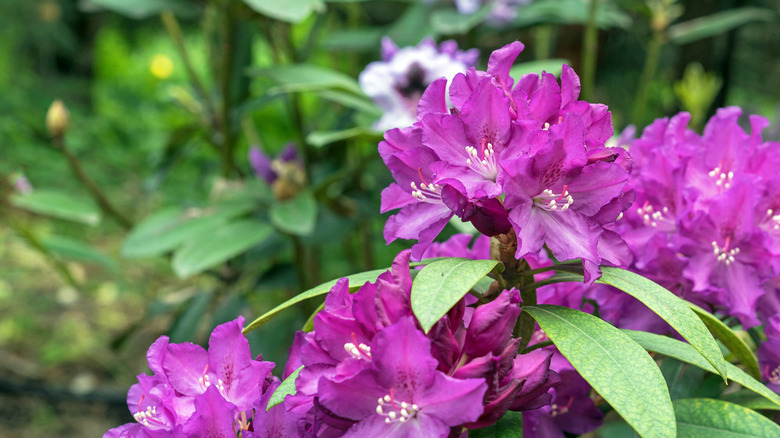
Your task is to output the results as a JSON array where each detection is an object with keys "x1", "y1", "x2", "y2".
[
  {"x1": 380, "y1": 41, "x2": 634, "y2": 281},
  {"x1": 286, "y1": 250, "x2": 558, "y2": 436},
  {"x1": 249, "y1": 143, "x2": 301, "y2": 185},
  {"x1": 104, "y1": 317, "x2": 297, "y2": 437},
  {"x1": 360, "y1": 37, "x2": 478, "y2": 131},
  {"x1": 452, "y1": 0, "x2": 533, "y2": 26},
  {"x1": 600, "y1": 107, "x2": 780, "y2": 329}
]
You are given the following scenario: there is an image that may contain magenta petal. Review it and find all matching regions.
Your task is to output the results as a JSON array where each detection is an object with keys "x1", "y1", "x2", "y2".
[
  {"x1": 723, "y1": 262, "x2": 764, "y2": 328},
  {"x1": 566, "y1": 162, "x2": 630, "y2": 216},
  {"x1": 415, "y1": 373, "x2": 487, "y2": 426},
  {"x1": 559, "y1": 64, "x2": 581, "y2": 108},
  {"x1": 384, "y1": 202, "x2": 453, "y2": 243},
  {"x1": 181, "y1": 385, "x2": 236, "y2": 437},
  {"x1": 464, "y1": 289, "x2": 521, "y2": 357},
  {"x1": 146, "y1": 336, "x2": 170, "y2": 378},
  {"x1": 381, "y1": 183, "x2": 416, "y2": 213},
  {"x1": 537, "y1": 209, "x2": 602, "y2": 267},
  {"x1": 461, "y1": 79, "x2": 512, "y2": 148},
  {"x1": 343, "y1": 413, "x2": 450, "y2": 438},
  {"x1": 163, "y1": 343, "x2": 208, "y2": 396},
  {"x1": 417, "y1": 77, "x2": 449, "y2": 117},
  {"x1": 487, "y1": 41, "x2": 525, "y2": 84}
]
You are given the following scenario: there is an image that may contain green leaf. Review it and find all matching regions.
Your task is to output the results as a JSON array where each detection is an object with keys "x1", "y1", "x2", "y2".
[
  {"x1": 316, "y1": 90, "x2": 382, "y2": 117},
  {"x1": 321, "y1": 28, "x2": 383, "y2": 52},
  {"x1": 411, "y1": 258, "x2": 500, "y2": 333},
  {"x1": 306, "y1": 127, "x2": 379, "y2": 148},
  {"x1": 249, "y1": 64, "x2": 362, "y2": 95},
  {"x1": 267, "y1": 366, "x2": 303, "y2": 410},
  {"x1": 385, "y1": 3, "x2": 435, "y2": 46},
  {"x1": 721, "y1": 392, "x2": 780, "y2": 411},
  {"x1": 430, "y1": 6, "x2": 490, "y2": 35},
  {"x1": 270, "y1": 191, "x2": 317, "y2": 236},
  {"x1": 172, "y1": 220, "x2": 272, "y2": 278},
  {"x1": 469, "y1": 410, "x2": 523, "y2": 437},
  {"x1": 554, "y1": 266, "x2": 728, "y2": 381},
  {"x1": 243, "y1": 0, "x2": 324, "y2": 23},
  {"x1": 523, "y1": 305, "x2": 675, "y2": 438},
  {"x1": 121, "y1": 202, "x2": 255, "y2": 259},
  {"x1": 673, "y1": 398, "x2": 780, "y2": 437},
  {"x1": 11, "y1": 191, "x2": 101, "y2": 225},
  {"x1": 243, "y1": 258, "x2": 445, "y2": 334},
  {"x1": 42, "y1": 235, "x2": 118, "y2": 270},
  {"x1": 302, "y1": 301, "x2": 326, "y2": 332},
  {"x1": 623, "y1": 330, "x2": 780, "y2": 409},
  {"x1": 509, "y1": 59, "x2": 570, "y2": 79},
  {"x1": 243, "y1": 268, "x2": 388, "y2": 334},
  {"x1": 688, "y1": 303, "x2": 761, "y2": 380},
  {"x1": 79, "y1": 0, "x2": 195, "y2": 19},
  {"x1": 668, "y1": 8, "x2": 775, "y2": 45}
]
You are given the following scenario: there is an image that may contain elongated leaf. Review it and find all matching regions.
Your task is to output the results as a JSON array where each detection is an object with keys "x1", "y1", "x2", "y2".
[
  {"x1": 674, "y1": 398, "x2": 780, "y2": 437},
  {"x1": 623, "y1": 330, "x2": 780, "y2": 409},
  {"x1": 721, "y1": 392, "x2": 780, "y2": 411},
  {"x1": 267, "y1": 366, "x2": 303, "y2": 410},
  {"x1": 307, "y1": 127, "x2": 379, "y2": 148},
  {"x1": 554, "y1": 266, "x2": 728, "y2": 380},
  {"x1": 316, "y1": 90, "x2": 382, "y2": 116},
  {"x1": 412, "y1": 258, "x2": 499, "y2": 333},
  {"x1": 521, "y1": 271, "x2": 584, "y2": 293},
  {"x1": 669, "y1": 8, "x2": 775, "y2": 45},
  {"x1": 11, "y1": 191, "x2": 101, "y2": 225},
  {"x1": 469, "y1": 410, "x2": 523, "y2": 437},
  {"x1": 270, "y1": 191, "x2": 317, "y2": 236},
  {"x1": 512, "y1": 0, "x2": 632, "y2": 29},
  {"x1": 243, "y1": 0, "x2": 324, "y2": 23},
  {"x1": 243, "y1": 268, "x2": 388, "y2": 334},
  {"x1": 42, "y1": 235, "x2": 118, "y2": 270},
  {"x1": 524, "y1": 305, "x2": 675, "y2": 438},
  {"x1": 122, "y1": 202, "x2": 254, "y2": 259},
  {"x1": 509, "y1": 59, "x2": 569, "y2": 80},
  {"x1": 243, "y1": 258, "x2": 445, "y2": 334},
  {"x1": 249, "y1": 64, "x2": 362, "y2": 95},
  {"x1": 321, "y1": 28, "x2": 383, "y2": 52},
  {"x1": 688, "y1": 303, "x2": 760, "y2": 380},
  {"x1": 172, "y1": 220, "x2": 272, "y2": 278},
  {"x1": 79, "y1": 0, "x2": 194, "y2": 19},
  {"x1": 168, "y1": 291, "x2": 212, "y2": 343}
]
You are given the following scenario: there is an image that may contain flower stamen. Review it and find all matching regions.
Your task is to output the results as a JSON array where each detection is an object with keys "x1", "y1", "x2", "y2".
[
  {"x1": 712, "y1": 237, "x2": 740, "y2": 265},
  {"x1": 376, "y1": 388, "x2": 419, "y2": 424},
  {"x1": 535, "y1": 187, "x2": 573, "y2": 212}
]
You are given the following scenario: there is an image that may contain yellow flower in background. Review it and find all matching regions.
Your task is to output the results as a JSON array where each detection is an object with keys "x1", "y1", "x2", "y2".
[{"x1": 150, "y1": 54, "x2": 174, "y2": 79}]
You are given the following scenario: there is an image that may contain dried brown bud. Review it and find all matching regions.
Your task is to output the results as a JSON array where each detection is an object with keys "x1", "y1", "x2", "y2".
[{"x1": 46, "y1": 100, "x2": 70, "y2": 138}]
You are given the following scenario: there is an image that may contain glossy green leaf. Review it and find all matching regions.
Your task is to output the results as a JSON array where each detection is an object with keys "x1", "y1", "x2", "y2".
[
  {"x1": 243, "y1": 0, "x2": 324, "y2": 23},
  {"x1": 721, "y1": 392, "x2": 780, "y2": 411},
  {"x1": 11, "y1": 191, "x2": 101, "y2": 225},
  {"x1": 243, "y1": 258, "x2": 445, "y2": 334},
  {"x1": 509, "y1": 59, "x2": 569, "y2": 79},
  {"x1": 669, "y1": 8, "x2": 775, "y2": 45},
  {"x1": 554, "y1": 266, "x2": 728, "y2": 381},
  {"x1": 250, "y1": 64, "x2": 362, "y2": 95},
  {"x1": 321, "y1": 28, "x2": 383, "y2": 52},
  {"x1": 623, "y1": 329, "x2": 780, "y2": 409},
  {"x1": 674, "y1": 398, "x2": 780, "y2": 437},
  {"x1": 469, "y1": 410, "x2": 523, "y2": 437},
  {"x1": 316, "y1": 90, "x2": 382, "y2": 117},
  {"x1": 79, "y1": 0, "x2": 194, "y2": 19},
  {"x1": 430, "y1": 6, "x2": 490, "y2": 35},
  {"x1": 42, "y1": 235, "x2": 117, "y2": 270},
  {"x1": 688, "y1": 303, "x2": 760, "y2": 380},
  {"x1": 243, "y1": 268, "x2": 388, "y2": 334},
  {"x1": 267, "y1": 366, "x2": 303, "y2": 410},
  {"x1": 412, "y1": 258, "x2": 500, "y2": 333},
  {"x1": 172, "y1": 220, "x2": 272, "y2": 278},
  {"x1": 524, "y1": 305, "x2": 675, "y2": 438},
  {"x1": 270, "y1": 191, "x2": 317, "y2": 236},
  {"x1": 121, "y1": 202, "x2": 255, "y2": 259}
]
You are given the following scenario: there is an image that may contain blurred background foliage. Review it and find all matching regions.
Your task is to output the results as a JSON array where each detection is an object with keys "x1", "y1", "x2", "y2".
[{"x1": 0, "y1": 0, "x2": 779, "y2": 435}]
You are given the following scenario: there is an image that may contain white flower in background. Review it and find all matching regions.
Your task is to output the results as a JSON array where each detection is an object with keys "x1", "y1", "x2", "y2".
[{"x1": 359, "y1": 37, "x2": 478, "y2": 131}]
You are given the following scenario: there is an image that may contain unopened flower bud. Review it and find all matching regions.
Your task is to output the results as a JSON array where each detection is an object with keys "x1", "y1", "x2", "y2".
[{"x1": 46, "y1": 100, "x2": 70, "y2": 138}]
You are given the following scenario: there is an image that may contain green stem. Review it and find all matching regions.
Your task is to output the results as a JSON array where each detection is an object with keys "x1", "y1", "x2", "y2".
[
  {"x1": 53, "y1": 137, "x2": 133, "y2": 230},
  {"x1": 534, "y1": 25, "x2": 553, "y2": 60},
  {"x1": 516, "y1": 287, "x2": 537, "y2": 351},
  {"x1": 581, "y1": 0, "x2": 600, "y2": 100},
  {"x1": 523, "y1": 340, "x2": 553, "y2": 352},
  {"x1": 632, "y1": 31, "x2": 664, "y2": 125},
  {"x1": 160, "y1": 12, "x2": 216, "y2": 125},
  {"x1": 7, "y1": 215, "x2": 80, "y2": 289},
  {"x1": 219, "y1": 8, "x2": 237, "y2": 177}
]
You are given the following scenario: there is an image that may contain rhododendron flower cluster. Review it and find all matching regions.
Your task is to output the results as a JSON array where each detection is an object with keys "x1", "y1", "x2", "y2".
[
  {"x1": 284, "y1": 249, "x2": 558, "y2": 436},
  {"x1": 595, "y1": 108, "x2": 780, "y2": 329},
  {"x1": 359, "y1": 37, "x2": 479, "y2": 131},
  {"x1": 380, "y1": 41, "x2": 633, "y2": 282},
  {"x1": 759, "y1": 315, "x2": 780, "y2": 393},
  {"x1": 105, "y1": 317, "x2": 298, "y2": 437}
]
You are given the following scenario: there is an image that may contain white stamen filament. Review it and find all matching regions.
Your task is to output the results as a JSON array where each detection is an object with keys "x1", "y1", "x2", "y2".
[
  {"x1": 410, "y1": 181, "x2": 442, "y2": 203},
  {"x1": 464, "y1": 142, "x2": 498, "y2": 181},
  {"x1": 376, "y1": 392, "x2": 419, "y2": 425},
  {"x1": 708, "y1": 165, "x2": 734, "y2": 190},
  {"x1": 344, "y1": 342, "x2": 372, "y2": 360},
  {"x1": 711, "y1": 240, "x2": 740, "y2": 266},
  {"x1": 535, "y1": 188, "x2": 573, "y2": 212},
  {"x1": 636, "y1": 203, "x2": 674, "y2": 230}
]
